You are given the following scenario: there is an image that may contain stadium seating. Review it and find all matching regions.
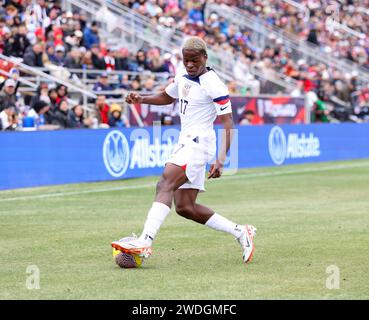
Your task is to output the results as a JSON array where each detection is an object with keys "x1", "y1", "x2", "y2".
[{"x1": 0, "y1": 0, "x2": 368, "y2": 131}]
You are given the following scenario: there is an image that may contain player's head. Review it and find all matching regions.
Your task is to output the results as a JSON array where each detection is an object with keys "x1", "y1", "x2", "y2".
[{"x1": 182, "y1": 37, "x2": 208, "y2": 78}]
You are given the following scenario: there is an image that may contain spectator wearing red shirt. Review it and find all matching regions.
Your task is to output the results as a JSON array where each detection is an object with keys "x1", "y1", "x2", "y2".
[
  {"x1": 34, "y1": 27, "x2": 46, "y2": 43},
  {"x1": 104, "y1": 48, "x2": 115, "y2": 71},
  {"x1": 95, "y1": 94, "x2": 110, "y2": 125}
]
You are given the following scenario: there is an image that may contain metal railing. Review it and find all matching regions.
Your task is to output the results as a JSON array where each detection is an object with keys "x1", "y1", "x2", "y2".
[
  {"x1": 281, "y1": 0, "x2": 310, "y2": 22},
  {"x1": 19, "y1": 67, "x2": 171, "y2": 92},
  {"x1": 0, "y1": 53, "x2": 96, "y2": 110},
  {"x1": 0, "y1": 69, "x2": 38, "y2": 90},
  {"x1": 0, "y1": 53, "x2": 150, "y2": 126},
  {"x1": 325, "y1": 17, "x2": 366, "y2": 40}
]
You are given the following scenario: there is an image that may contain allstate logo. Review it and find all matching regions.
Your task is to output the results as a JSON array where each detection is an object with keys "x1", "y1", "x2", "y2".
[
  {"x1": 268, "y1": 126, "x2": 287, "y2": 165},
  {"x1": 103, "y1": 130, "x2": 130, "y2": 177}
]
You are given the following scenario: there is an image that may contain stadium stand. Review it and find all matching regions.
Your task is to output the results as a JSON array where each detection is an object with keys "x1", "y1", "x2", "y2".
[{"x1": 0, "y1": 0, "x2": 368, "y2": 131}]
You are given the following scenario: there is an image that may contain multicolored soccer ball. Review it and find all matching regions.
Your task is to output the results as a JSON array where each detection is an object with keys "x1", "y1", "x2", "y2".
[
  {"x1": 112, "y1": 236, "x2": 144, "y2": 268},
  {"x1": 113, "y1": 248, "x2": 144, "y2": 268}
]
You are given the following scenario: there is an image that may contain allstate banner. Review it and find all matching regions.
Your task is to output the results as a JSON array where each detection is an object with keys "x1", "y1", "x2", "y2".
[
  {"x1": 1, "y1": 123, "x2": 369, "y2": 190},
  {"x1": 0, "y1": 126, "x2": 178, "y2": 190},
  {"x1": 128, "y1": 96, "x2": 305, "y2": 126}
]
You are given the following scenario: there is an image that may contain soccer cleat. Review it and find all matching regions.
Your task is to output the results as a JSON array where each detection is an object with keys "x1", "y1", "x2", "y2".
[
  {"x1": 237, "y1": 224, "x2": 257, "y2": 264},
  {"x1": 111, "y1": 235, "x2": 152, "y2": 259}
]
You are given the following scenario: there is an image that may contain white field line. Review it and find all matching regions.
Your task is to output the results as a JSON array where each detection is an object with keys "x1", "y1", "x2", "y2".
[
  {"x1": 222, "y1": 161, "x2": 369, "y2": 181},
  {"x1": 0, "y1": 161, "x2": 368, "y2": 202},
  {"x1": 0, "y1": 183, "x2": 155, "y2": 202}
]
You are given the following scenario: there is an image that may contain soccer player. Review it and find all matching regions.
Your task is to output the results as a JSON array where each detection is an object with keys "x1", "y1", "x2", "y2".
[{"x1": 111, "y1": 37, "x2": 256, "y2": 264}]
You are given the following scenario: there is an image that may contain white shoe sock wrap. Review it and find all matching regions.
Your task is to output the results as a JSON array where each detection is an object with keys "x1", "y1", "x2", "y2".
[
  {"x1": 139, "y1": 202, "x2": 171, "y2": 245},
  {"x1": 205, "y1": 213, "x2": 243, "y2": 238}
]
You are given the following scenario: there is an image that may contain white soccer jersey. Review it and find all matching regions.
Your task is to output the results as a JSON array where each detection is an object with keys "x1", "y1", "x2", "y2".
[{"x1": 165, "y1": 67, "x2": 232, "y2": 134}]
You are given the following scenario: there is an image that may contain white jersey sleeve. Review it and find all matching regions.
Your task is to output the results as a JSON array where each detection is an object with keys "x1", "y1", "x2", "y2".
[
  {"x1": 165, "y1": 75, "x2": 179, "y2": 99},
  {"x1": 204, "y1": 72, "x2": 232, "y2": 115}
]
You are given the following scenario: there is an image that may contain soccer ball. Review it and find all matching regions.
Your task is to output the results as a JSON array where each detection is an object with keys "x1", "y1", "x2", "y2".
[
  {"x1": 112, "y1": 248, "x2": 144, "y2": 268},
  {"x1": 112, "y1": 236, "x2": 144, "y2": 268}
]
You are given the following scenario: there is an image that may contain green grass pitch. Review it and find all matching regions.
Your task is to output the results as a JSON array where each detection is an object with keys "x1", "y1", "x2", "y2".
[{"x1": 0, "y1": 159, "x2": 368, "y2": 299}]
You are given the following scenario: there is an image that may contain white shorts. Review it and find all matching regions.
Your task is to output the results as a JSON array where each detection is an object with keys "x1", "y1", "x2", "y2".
[{"x1": 166, "y1": 130, "x2": 216, "y2": 192}]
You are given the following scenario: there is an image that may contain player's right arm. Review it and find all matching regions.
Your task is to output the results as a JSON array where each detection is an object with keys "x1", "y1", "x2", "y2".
[{"x1": 125, "y1": 91, "x2": 175, "y2": 105}]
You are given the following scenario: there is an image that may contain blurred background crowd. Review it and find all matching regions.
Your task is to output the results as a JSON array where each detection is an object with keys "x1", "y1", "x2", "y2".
[{"x1": 0, "y1": 0, "x2": 368, "y2": 131}]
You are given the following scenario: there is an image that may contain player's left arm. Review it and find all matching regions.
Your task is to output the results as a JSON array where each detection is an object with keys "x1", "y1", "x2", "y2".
[{"x1": 208, "y1": 113, "x2": 234, "y2": 179}]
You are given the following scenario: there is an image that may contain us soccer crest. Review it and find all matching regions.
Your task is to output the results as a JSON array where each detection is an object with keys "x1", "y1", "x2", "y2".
[{"x1": 182, "y1": 83, "x2": 192, "y2": 97}]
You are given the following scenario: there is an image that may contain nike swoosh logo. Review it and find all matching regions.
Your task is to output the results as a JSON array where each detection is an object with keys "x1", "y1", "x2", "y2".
[{"x1": 220, "y1": 105, "x2": 229, "y2": 111}]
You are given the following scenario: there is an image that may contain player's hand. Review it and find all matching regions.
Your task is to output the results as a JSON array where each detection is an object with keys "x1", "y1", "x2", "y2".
[
  {"x1": 125, "y1": 92, "x2": 143, "y2": 104},
  {"x1": 208, "y1": 160, "x2": 224, "y2": 179}
]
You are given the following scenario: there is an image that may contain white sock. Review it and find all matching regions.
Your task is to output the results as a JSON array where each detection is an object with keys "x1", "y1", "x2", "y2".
[
  {"x1": 138, "y1": 202, "x2": 171, "y2": 246},
  {"x1": 205, "y1": 213, "x2": 244, "y2": 238}
]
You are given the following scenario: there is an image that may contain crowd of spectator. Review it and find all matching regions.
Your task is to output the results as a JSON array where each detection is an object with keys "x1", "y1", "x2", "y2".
[
  {"x1": 0, "y1": 0, "x2": 178, "y2": 130},
  {"x1": 0, "y1": 0, "x2": 368, "y2": 130},
  {"x1": 0, "y1": 0, "x2": 180, "y2": 75},
  {"x1": 0, "y1": 75, "x2": 132, "y2": 130},
  {"x1": 118, "y1": 0, "x2": 367, "y2": 65},
  {"x1": 237, "y1": 0, "x2": 369, "y2": 67},
  {"x1": 116, "y1": 0, "x2": 368, "y2": 122}
]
